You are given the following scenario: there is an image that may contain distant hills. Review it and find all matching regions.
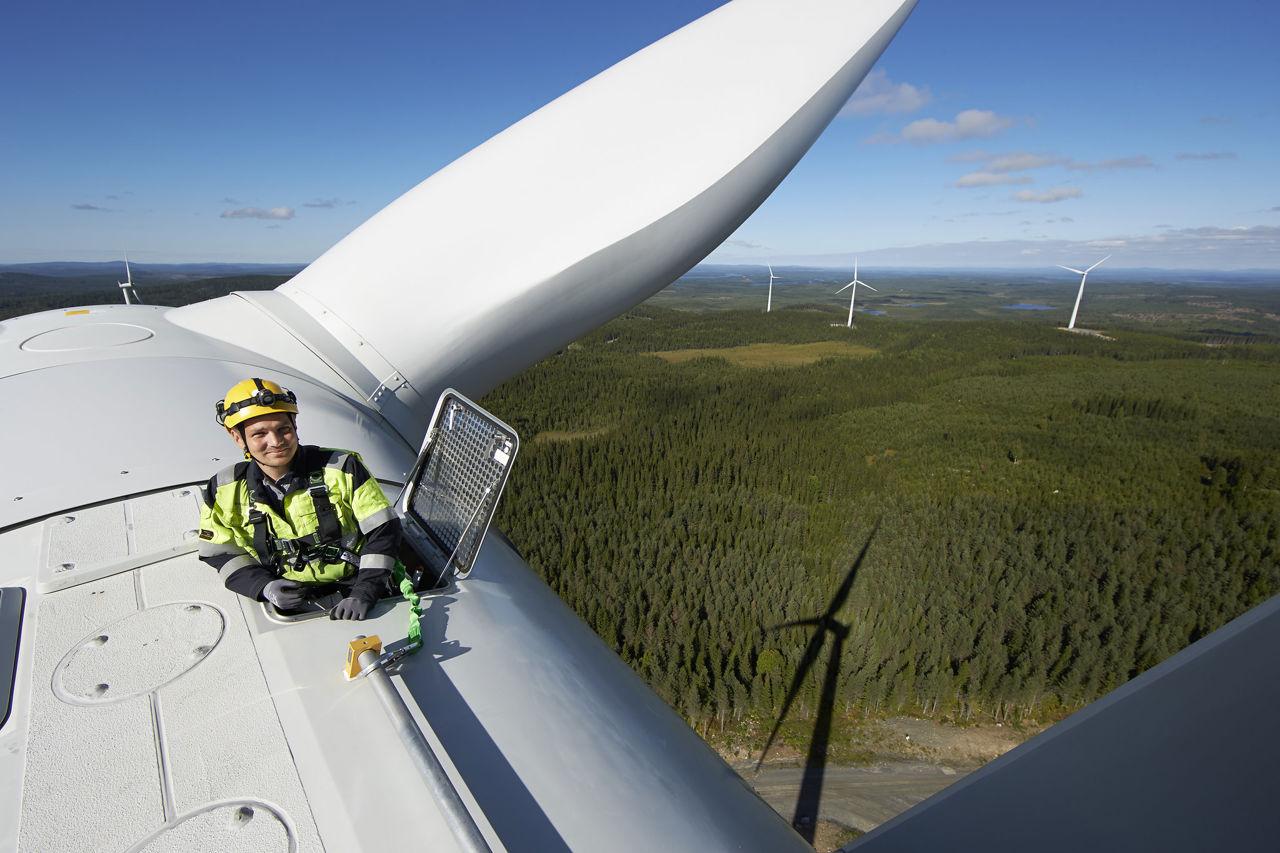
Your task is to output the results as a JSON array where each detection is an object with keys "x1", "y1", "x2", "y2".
[
  {"x1": 0, "y1": 262, "x2": 306, "y2": 279},
  {"x1": 681, "y1": 264, "x2": 1278, "y2": 287},
  {"x1": 3, "y1": 261, "x2": 1275, "y2": 282}
]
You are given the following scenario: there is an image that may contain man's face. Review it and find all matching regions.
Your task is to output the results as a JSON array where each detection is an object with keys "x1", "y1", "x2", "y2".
[{"x1": 230, "y1": 412, "x2": 299, "y2": 468}]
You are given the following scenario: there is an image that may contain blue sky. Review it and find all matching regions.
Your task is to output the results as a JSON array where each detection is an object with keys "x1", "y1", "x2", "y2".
[{"x1": 3, "y1": 0, "x2": 1277, "y2": 269}]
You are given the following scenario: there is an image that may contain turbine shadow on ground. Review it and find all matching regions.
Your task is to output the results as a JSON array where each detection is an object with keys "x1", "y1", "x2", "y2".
[{"x1": 755, "y1": 521, "x2": 880, "y2": 844}]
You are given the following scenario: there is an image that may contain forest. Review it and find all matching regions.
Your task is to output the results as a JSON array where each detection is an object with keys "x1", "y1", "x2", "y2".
[{"x1": 482, "y1": 300, "x2": 1280, "y2": 741}]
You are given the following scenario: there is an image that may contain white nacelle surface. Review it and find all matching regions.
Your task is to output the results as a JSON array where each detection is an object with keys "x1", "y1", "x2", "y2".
[{"x1": 0, "y1": 303, "x2": 415, "y2": 531}]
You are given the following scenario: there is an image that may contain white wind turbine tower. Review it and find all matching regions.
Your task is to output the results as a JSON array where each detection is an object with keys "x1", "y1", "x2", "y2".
[
  {"x1": 766, "y1": 264, "x2": 779, "y2": 312},
  {"x1": 1057, "y1": 254, "x2": 1109, "y2": 330},
  {"x1": 834, "y1": 257, "x2": 877, "y2": 328},
  {"x1": 117, "y1": 253, "x2": 140, "y2": 305}
]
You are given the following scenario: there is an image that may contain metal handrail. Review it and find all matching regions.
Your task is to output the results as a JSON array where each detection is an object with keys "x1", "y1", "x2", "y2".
[{"x1": 357, "y1": 648, "x2": 492, "y2": 852}]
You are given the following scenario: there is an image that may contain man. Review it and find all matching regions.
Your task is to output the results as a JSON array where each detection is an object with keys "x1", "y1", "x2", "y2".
[{"x1": 197, "y1": 377, "x2": 401, "y2": 620}]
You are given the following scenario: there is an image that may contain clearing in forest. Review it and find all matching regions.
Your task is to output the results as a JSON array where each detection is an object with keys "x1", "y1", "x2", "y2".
[{"x1": 649, "y1": 340, "x2": 877, "y2": 368}]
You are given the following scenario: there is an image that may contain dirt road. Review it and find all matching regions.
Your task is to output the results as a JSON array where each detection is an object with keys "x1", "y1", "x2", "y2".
[{"x1": 741, "y1": 761, "x2": 963, "y2": 835}]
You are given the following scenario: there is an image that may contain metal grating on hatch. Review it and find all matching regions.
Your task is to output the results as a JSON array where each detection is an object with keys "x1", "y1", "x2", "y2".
[{"x1": 399, "y1": 390, "x2": 518, "y2": 581}]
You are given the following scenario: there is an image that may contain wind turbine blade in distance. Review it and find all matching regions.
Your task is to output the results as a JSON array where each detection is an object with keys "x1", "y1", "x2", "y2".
[
  {"x1": 1086, "y1": 254, "x2": 1112, "y2": 273},
  {"x1": 167, "y1": 0, "x2": 921, "y2": 448},
  {"x1": 1057, "y1": 265, "x2": 1087, "y2": 275},
  {"x1": 859, "y1": 282, "x2": 878, "y2": 292},
  {"x1": 835, "y1": 281, "x2": 855, "y2": 294}
]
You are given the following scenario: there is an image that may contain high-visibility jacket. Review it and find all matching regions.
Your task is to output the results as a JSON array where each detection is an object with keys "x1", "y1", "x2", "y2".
[{"x1": 197, "y1": 446, "x2": 400, "y2": 601}]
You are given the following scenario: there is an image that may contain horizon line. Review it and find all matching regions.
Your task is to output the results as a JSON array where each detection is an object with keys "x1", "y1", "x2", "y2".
[{"x1": 3, "y1": 260, "x2": 1278, "y2": 275}]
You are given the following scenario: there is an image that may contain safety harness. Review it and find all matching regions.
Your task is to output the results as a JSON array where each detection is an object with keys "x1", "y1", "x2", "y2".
[{"x1": 249, "y1": 467, "x2": 359, "y2": 577}]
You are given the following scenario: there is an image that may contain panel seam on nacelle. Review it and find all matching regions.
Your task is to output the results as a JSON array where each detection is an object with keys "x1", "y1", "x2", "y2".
[{"x1": 231, "y1": 291, "x2": 422, "y2": 453}]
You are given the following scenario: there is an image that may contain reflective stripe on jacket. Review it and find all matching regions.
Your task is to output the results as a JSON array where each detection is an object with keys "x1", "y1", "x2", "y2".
[{"x1": 197, "y1": 446, "x2": 398, "y2": 589}]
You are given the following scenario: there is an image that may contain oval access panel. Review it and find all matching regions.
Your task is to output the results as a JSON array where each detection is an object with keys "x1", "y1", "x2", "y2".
[
  {"x1": 125, "y1": 799, "x2": 296, "y2": 853},
  {"x1": 21, "y1": 323, "x2": 154, "y2": 352},
  {"x1": 54, "y1": 602, "x2": 225, "y2": 704}
]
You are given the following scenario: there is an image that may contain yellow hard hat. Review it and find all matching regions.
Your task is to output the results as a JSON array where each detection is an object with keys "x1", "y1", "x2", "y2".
[{"x1": 215, "y1": 378, "x2": 299, "y2": 429}]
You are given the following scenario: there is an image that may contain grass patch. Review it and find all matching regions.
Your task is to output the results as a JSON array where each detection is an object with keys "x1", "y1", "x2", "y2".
[{"x1": 649, "y1": 340, "x2": 877, "y2": 368}]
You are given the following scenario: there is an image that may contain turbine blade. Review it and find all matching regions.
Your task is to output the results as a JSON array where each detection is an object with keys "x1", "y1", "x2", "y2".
[
  {"x1": 835, "y1": 281, "x2": 854, "y2": 294},
  {"x1": 1057, "y1": 265, "x2": 1086, "y2": 275},
  {"x1": 1086, "y1": 254, "x2": 1111, "y2": 273},
  {"x1": 170, "y1": 0, "x2": 922, "y2": 449},
  {"x1": 859, "y1": 282, "x2": 878, "y2": 292}
]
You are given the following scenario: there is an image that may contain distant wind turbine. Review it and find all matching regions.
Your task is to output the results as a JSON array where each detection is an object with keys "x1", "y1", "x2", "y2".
[
  {"x1": 834, "y1": 257, "x2": 877, "y2": 328},
  {"x1": 118, "y1": 254, "x2": 141, "y2": 305},
  {"x1": 1056, "y1": 255, "x2": 1109, "y2": 330},
  {"x1": 766, "y1": 264, "x2": 779, "y2": 313}
]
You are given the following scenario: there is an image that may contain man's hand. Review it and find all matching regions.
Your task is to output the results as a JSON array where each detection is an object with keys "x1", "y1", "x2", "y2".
[
  {"x1": 330, "y1": 596, "x2": 371, "y2": 621},
  {"x1": 263, "y1": 579, "x2": 307, "y2": 611}
]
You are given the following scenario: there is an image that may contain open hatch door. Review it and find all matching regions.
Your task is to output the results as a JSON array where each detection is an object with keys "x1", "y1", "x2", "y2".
[{"x1": 398, "y1": 389, "x2": 519, "y2": 590}]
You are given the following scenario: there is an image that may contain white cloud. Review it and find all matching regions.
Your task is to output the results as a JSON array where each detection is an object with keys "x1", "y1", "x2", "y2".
[
  {"x1": 717, "y1": 225, "x2": 1280, "y2": 269},
  {"x1": 723, "y1": 238, "x2": 767, "y2": 249},
  {"x1": 986, "y1": 152, "x2": 1064, "y2": 173},
  {"x1": 221, "y1": 207, "x2": 295, "y2": 220},
  {"x1": 1013, "y1": 187, "x2": 1082, "y2": 204},
  {"x1": 1164, "y1": 225, "x2": 1279, "y2": 241},
  {"x1": 872, "y1": 110, "x2": 1015, "y2": 145},
  {"x1": 1065, "y1": 156, "x2": 1154, "y2": 172},
  {"x1": 954, "y1": 171, "x2": 1033, "y2": 188},
  {"x1": 1176, "y1": 151, "x2": 1237, "y2": 161},
  {"x1": 71, "y1": 203, "x2": 111, "y2": 212},
  {"x1": 841, "y1": 70, "x2": 931, "y2": 116}
]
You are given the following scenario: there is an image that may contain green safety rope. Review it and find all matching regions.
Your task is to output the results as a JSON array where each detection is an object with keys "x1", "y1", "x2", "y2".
[{"x1": 393, "y1": 561, "x2": 423, "y2": 650}]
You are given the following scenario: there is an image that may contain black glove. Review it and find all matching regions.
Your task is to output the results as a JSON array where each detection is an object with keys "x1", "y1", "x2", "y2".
[
  {"x1": 263, "y1": 579, "x2": 307, "y2": 611},
  {"x1": 330, "y1": 596, "x2": 371, "y2": 621}
]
